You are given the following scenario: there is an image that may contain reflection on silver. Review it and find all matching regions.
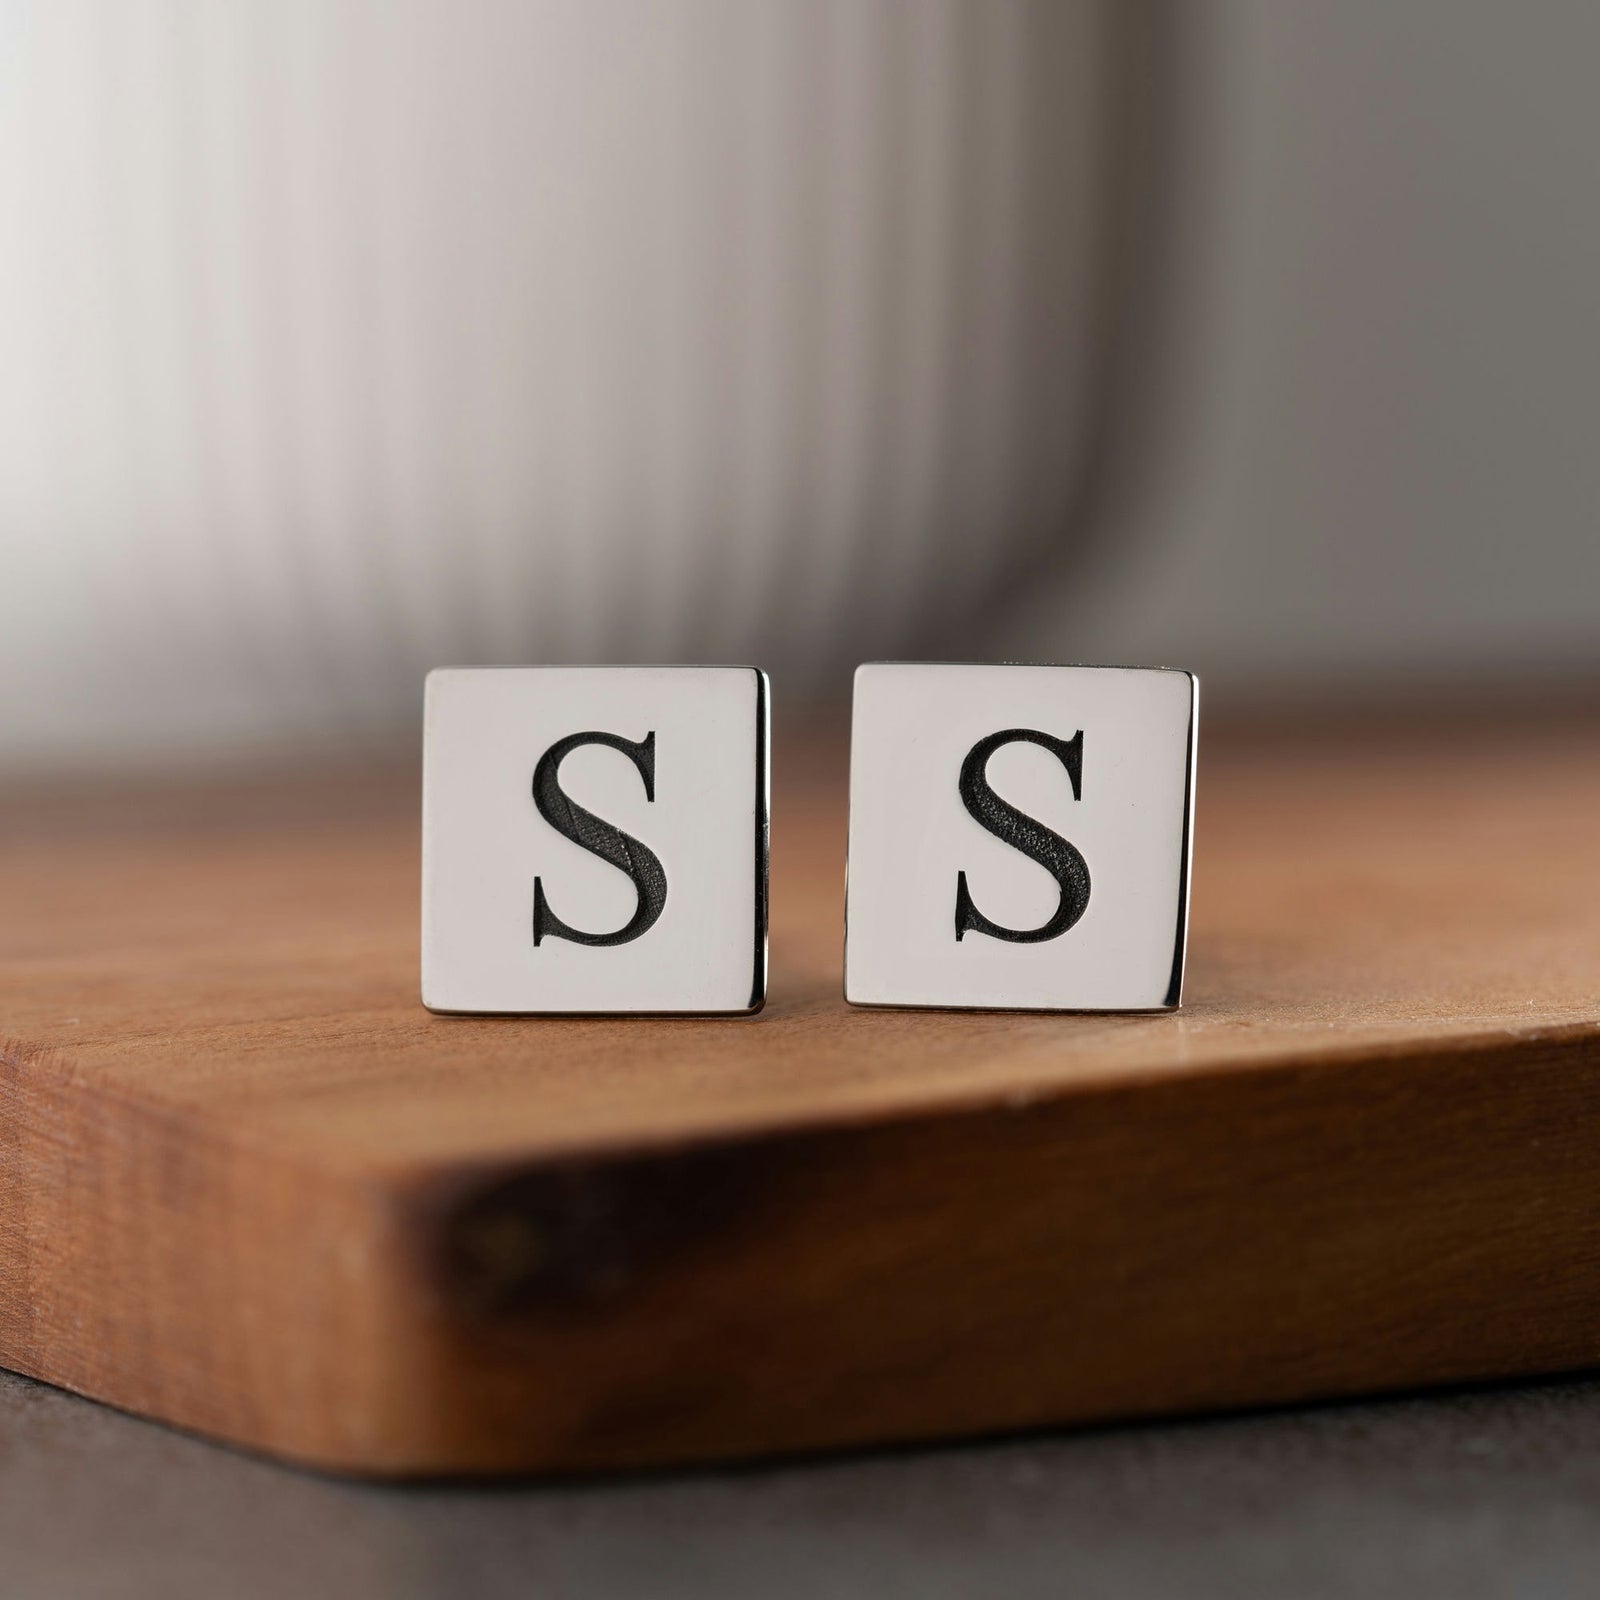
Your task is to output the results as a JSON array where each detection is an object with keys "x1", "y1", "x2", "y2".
[{"x1": 845, "y1": 663, "x2": 1197, "y2": 1012}]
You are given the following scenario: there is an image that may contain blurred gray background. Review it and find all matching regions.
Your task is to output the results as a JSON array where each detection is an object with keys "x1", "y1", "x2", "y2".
[{"x1": 2, "y1": 0, "x2": 1596, "y2": 770}]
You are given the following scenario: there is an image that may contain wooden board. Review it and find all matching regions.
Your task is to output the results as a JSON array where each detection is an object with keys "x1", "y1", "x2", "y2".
[{"x1": 3, "y1": 710, "x2": 1600, "y2": 1476}]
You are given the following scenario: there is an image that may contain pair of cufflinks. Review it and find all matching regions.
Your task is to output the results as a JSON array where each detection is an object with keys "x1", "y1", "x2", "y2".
[{"x1": 422, "y1": 663, "x2": 1197, "y2": 1016}]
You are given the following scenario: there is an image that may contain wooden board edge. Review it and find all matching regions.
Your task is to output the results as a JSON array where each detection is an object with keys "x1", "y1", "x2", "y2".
[
  {"x1": 384, "y1": 1026, "x2": 1600, "y2": 1473},
  {"x1": 7, "y1": 1027, "x2": 1600, "y2": 1476}
]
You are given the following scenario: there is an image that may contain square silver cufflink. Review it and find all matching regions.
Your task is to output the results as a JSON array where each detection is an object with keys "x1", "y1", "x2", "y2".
[
  {"x1": 422, "y1": 666, "x2": 769, "y2": 1014},
  {"x1": 844, "y1": 663, "x2": 1197, "y2": 1011}
]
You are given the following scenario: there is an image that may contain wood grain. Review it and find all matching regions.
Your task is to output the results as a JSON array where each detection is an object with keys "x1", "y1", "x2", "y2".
[{"x1": 2, "y1": 712, "x2": 1599, "y2": 1475}]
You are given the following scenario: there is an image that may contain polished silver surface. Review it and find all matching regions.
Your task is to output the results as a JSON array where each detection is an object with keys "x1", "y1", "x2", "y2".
[
  {"x1": 845, "y1": 663, "x2": 1195, "y2": 1011},
  {"x1": 422, "y1": 666, "x2": 767, "y2": 1014}
]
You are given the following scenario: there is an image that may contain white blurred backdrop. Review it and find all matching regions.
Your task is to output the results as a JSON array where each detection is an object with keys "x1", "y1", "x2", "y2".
[
  {"x1": 0, "y1": 0, "x2": 1110, "y2": 765},
  {"x1": 2, "y1": 1, "x2": 1596, "y2": 770}
]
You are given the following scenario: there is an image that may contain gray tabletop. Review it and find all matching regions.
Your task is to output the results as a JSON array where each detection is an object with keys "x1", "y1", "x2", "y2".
[{"x1": 5, "y1": 1365, "x2": 1599, "y2": 1600}]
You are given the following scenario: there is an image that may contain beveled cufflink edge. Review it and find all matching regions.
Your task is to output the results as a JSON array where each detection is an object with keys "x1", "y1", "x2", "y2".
[
  {"x1": 841, "y1": 662, "x2": 1199, "y2": 1015},
  {"x1": 419, "y1": 663, "x2": 770, "y2": 1018}
]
